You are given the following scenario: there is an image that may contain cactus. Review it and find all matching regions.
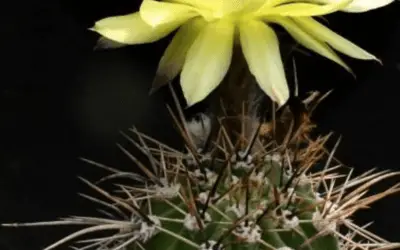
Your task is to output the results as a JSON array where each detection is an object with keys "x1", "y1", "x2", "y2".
[{"x1": 3, "y1": 91, "x2": 399, "y2": 250}]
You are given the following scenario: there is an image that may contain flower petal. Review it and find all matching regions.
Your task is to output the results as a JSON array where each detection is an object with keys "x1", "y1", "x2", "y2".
[
  {"x1": 239, "y1": 20, "x2": 289, "y2": 106},
  {"x1": 167, "y1": 0, "x2": 266, "y2": 17},
  {"x1": 162, "y1": 0, "x2": 263, "y2": 20},
  {"x1": 151, "y1": 17, "x2": 207, "y2": 92},
  {"x1": 293, "y1": 17, "x2": 379, "y2": 62},
  {"x1": 90, "y1": 12, "x2": 179, "y2": 45},
  {"x1": 139, "y1": 0, "x2": 200, "y2": 27},
  {"x1": 180, "y1": 20, "x2": 235, "y2": 106},
  {"x1": 259, "y1": 0, "x2": 353, "y2": 17},
  {"x1": 343, "y1": 0, "x2": 395, "y2": 12},
  {"x1": 267, "y1": 16, "x2": 352, "y2": 73},
  {"x1": 259, "y1": 0, "x2": 295, "y2": 8},
  {"x1": 218, "y1": 0, "x2": 268, "y2": 16},
  {"x1": 166, "y1": 0, "x2": 220, "y2": 10},
  {"x1": 317, "y1": 0, "x2": 395, "y2": 13},
  {"x1": 239, "y1": 0, "x2": 269, "y2": 11}
]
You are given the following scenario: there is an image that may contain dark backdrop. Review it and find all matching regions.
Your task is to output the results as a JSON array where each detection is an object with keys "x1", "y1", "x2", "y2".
[{"x1": 1, "y1": 1, "x2": 400, "y2": 249}]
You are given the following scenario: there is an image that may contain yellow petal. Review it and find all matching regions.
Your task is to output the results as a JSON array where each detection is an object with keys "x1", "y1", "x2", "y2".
[
  {"x1": 228, "y1": 0, "x2": 271, "y2": 15},
  {"x1": 259, "y1": 0, "x2": 294, "y2": 8},
  {"x1": 218, "y1": 0, "x2": 253, "y2": 16},
  {"x1": 151, "y1": 17, "x2": 207, "y2": 92},
  {"x1": 217, "y1": 0, "x2": 268, "y2": 16},
  {"x1": 139, "y1": 0, "x2": 200, "y2": 27},
  {"x1": 239, "y1": 20, "x2": 289, "y2": 106},
  {"x1": 166, "y1": 0, "x2": 265, "y2": 18},
  {"x1": 159, "y1": 0, "x2": 261, "y2": 20},
  {"x1": 166, "y1": 0, "x2": 220, "y2": 10},
  {"x1": 317, "y1": 0, "x2": 395, "y2": 13},
  {"x1": 342, "y1": 0, "x2": 394, "y2": 12},
  {"x1": 258, "y1": 0, "x2": 353, "y2": 16},
  {"x1": 293, "y1": 17, "x2": 379, "y2": 62},
  {"x1": 267, "y1": 16, "x2": 352, "y2": 73},
  {"x1": 180, "y1": 20, "x2": 235, "y2": 106},
  {"x1": 90, "y1": 12, "x2": 178, "y2": 45}
]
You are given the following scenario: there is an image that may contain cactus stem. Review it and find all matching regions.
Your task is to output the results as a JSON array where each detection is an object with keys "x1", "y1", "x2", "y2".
[
  {"x1": 257, "y1": 238, "x2": 276, "y2": 249},
  {"x1": 209, "y1": 204, "x2": 232, "y2": 221},
  {"x1": 2, "y1": 91, "x2": 400, "y2": 250},
  {"x1": 201, "y1": 158, "x2": 230, "y2": 216},
  {"x1": 156, "y1": 226, "x2": 200, "y2": 248}
]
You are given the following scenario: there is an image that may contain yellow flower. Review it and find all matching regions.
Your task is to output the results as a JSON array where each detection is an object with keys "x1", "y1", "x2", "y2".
[
  {"x1": 90, "y1": 0, "x2": 394, "y2": 107},
  {"x1": 312, "y1": 0, "x2": 395, "y2": 12}
]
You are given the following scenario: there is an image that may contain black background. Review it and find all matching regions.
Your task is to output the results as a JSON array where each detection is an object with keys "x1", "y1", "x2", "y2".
[{"x1": 1, "y1": 1, "x2": 400, "y2": 249}]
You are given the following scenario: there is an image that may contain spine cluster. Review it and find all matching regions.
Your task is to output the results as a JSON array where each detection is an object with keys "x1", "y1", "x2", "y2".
[{"x1": 2, "y1": 92, "x2": 399, "y2": 250}]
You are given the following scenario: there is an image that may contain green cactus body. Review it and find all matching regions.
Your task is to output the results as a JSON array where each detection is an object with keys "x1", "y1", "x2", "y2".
[
  {"x1": 2, "y1": 92, "x2": 399, "y2": 250},
  {"x1": 128, "y1": 149, "x2": 341, "y2": 250}
]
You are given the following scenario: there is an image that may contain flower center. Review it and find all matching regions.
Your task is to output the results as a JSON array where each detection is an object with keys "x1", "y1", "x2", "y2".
[{"x1": 200, "y1": 0, "x2": 266, "y2": 21}]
